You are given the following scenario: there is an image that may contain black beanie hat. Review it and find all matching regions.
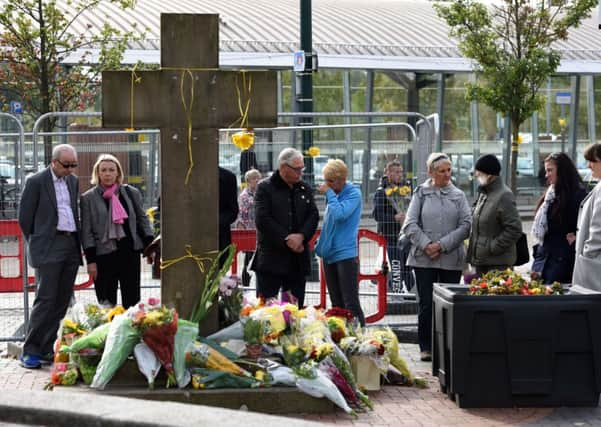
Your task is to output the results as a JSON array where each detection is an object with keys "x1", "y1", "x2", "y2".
[{"x1": 475, "y1": 154, "x2": 501, "y2": 176}]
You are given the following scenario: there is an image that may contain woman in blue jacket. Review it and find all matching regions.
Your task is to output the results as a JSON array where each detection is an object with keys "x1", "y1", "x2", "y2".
[{"x1": 315, "y1": 159, "x2": 365, "y2": 326}]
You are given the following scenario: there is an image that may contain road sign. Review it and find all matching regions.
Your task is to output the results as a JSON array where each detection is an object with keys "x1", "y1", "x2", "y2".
[
  {"x1": 293, "y1": 51, "x2": 306, "y2": 72},
  {"x1": 9, "y1": 101, "x2": 22, "y2": 114},
  {"x1": 555, "y1": 92, "x2": 571, "y2": 105}
]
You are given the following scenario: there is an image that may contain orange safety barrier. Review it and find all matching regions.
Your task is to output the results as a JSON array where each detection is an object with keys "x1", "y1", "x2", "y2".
[
  {"x1": 231, "y1": 228, "x2": 388, "y2": 323},
  {"x1": 0, "y1": 220, "x2": 93, "y2": 292}
]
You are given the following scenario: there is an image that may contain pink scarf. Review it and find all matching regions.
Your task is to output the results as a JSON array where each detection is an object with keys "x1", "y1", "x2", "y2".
[{"x1": 102, "y1": 184, "x2": 128, "y2": 224}]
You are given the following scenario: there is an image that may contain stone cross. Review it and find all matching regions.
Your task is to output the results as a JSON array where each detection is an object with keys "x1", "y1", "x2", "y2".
[{"x1": 101, "y1": 14, "x2": 277, "y2": 334}]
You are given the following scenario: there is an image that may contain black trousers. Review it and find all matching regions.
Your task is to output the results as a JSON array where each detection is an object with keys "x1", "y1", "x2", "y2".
[
  {"x1": 94, "y1": 245, "x2": 141, "y2": 309},
  {"x1": 242, "y1": 251, "x2": 254, "y2": 287},
  {"x1": 25, "y1": 234, "x2": 79, "y2": 356},
  {"x1": 256, "y1": 271, "x2": 306, "y2": 308},
  {"x1": 413, "y1": 267, "x2": 462, "y2": 352},
  {"x1": 323, "y1": 258, "x2": 365, "y2": 326}
]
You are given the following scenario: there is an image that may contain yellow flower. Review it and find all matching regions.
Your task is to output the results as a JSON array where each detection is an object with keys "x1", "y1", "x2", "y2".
[
  {"x1": 398, "y1": 185, "x2": 411, "y2": 196},
  {"x1": 255, "y1": 370, "x2": 265, "y2": 381},
  {"x1": 305, "y1": 146, "x2": 321, "y2": 157},
  {"x1": 385, "y1": 188, "x2": 394, "y2": 196},
  {"x1": 106, "y1": 306, "x2": 125, "y2": 322},
  {"x1": 143, "y1": 310, "x2": 164, "y2": 327},
  {"x1": 558, "y1": 118, "x2": 567, "y2": 128},
  {"x1": 517, "y1": 134, "x2": 524, "y2": 145},
  {"x1": 231, "y1": 130, "x2": 255, "y2": 150}
]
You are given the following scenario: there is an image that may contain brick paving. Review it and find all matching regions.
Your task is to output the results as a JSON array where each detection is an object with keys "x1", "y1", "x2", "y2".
[{"x1": 2, "y1": 342, "x2": 601, "y2": 426}]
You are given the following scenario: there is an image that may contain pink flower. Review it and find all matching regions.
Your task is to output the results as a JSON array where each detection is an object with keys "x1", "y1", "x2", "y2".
[{"x1": 147, "y1": 297, "x2": 160, "y2": 306}]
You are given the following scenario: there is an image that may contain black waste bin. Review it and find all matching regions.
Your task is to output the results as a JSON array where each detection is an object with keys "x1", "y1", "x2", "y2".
[{"x1": 432, "y1": 283, "x2": 601, "y2": 408}]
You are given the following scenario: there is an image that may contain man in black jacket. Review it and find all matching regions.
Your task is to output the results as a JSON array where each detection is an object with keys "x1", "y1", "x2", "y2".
[
  {"x1": 251, "y1": 148, "x2": 319, "y2": 307},
  {"x1": 219, "y1": 167, "x2": 239, "y2": 267},
  {"x1": 372, "y1": 160, "x2": 414, "y2": 294}
]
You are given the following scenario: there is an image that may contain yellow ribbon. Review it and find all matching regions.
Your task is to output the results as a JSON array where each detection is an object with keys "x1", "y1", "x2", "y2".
[
  {"x1": 127, "y1": 67, "x2": 256, "y2": 184},
  {"x1": 228, "y1": 71, "x2": 253, "y2": 129},
  {"x1": 160, "y1": 245, "x2": 218, "y2": 275},
  {"x1": 127, "y1": 64, "x2": 142, "y2": 132},
  {"x1": 179, "y1": 69, "x2": 195, "y2": 185}
]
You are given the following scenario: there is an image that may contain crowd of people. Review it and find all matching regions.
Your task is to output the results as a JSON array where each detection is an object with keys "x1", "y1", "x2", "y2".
[{"x1": 17, "y1": 142, "x2": 601, "y2": 369}]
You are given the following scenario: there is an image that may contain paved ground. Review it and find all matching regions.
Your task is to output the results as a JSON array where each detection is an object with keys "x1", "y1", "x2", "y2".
[{"x1": 2, "y1": 341, "x2": 601, "y2": 427}]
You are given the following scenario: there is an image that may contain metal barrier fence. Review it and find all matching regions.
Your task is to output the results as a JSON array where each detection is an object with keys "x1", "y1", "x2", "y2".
[{"x1": 0, "y1": 113, "x2": 426, "y2": 345}]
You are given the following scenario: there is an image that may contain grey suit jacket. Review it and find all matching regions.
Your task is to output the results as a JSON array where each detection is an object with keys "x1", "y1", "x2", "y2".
[
  {"x1": 18, "y1": 167, "x2": 82, "y2": 268},
  {"x1": 573, "y1": 181, "x2": 601, "y2": 290},
  {"x1": 81, "y1": 184, "x2": 153, "y2": 257}
]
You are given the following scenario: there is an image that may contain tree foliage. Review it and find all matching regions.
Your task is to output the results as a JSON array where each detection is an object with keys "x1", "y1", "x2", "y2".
[
  {"x1": 0, "y1": 0, "x2": 142, "y2": 162},
  {"x1": 435, "y1": 0, "x2": 596, "y2": 191}
]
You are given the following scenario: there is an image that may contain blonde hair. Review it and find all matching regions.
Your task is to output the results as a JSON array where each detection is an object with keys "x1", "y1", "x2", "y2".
[
  {"x1": 323, "y1": 159, "x2": 348, "y2": 181},
  {"x1": 426, "y1": 152, "x2": 451, "y2": 172},
  {"x1": 245, "y1": 168, "x2": 262, "y2": 182},
  {"x1": 90, "y1": 154, "x2": 124, "y2": 185}
]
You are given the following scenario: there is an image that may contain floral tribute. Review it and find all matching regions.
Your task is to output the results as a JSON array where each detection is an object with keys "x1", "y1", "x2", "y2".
[
  {"x1": 132, "y1": 299, "x2": 179, "y2": 387},
  {"x1": 384, "y1": 184, "x2": 411, "y2": 213},
  {"x1": 468, "y1": 269, "x2": 563, "y2": 296}
]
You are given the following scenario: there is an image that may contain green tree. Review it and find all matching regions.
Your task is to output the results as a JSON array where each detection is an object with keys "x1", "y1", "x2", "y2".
[
  {"x1": 0, "y1": 0, "x2": 142, "y2": 162},
  {"x1": 435, "y1": 0, "x2": 596, "y2": 191}
]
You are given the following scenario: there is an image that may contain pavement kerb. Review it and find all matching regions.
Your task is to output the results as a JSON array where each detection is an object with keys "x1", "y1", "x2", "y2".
[{"x1": 0, "y1": 388, "x2": 320, "y2": 427}]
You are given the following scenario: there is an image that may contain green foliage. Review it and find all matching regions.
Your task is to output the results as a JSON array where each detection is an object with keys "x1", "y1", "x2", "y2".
[
  {"x1": 435, "y1": 0, "x2": 596, "y2": 191},
  {"x1": 0, "y1": 0, "x2": 146, "y2": 161},
  {"x1": 189, "y1": 244, "x2": 236, "y2": 325},
  {"x1": 243, "y1": 318, "x2": 264, "y2": 345}
]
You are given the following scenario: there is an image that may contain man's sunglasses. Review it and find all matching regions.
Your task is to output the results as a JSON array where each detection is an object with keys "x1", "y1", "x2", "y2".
[{"x1": 56, "y1": 160, "x2": 78, "y2": 169}]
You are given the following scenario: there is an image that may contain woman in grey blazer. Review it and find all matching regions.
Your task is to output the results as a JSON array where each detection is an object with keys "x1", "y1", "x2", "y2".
[
  {"x1": 81, "y1": 154, "x2": 154, "y2": 308},
  {"x1": 572, "y1": 143, "x2": 601, "y2": 290},
  {"x1": 401, "y1": 152, "x2": 472, "y2": 361}
]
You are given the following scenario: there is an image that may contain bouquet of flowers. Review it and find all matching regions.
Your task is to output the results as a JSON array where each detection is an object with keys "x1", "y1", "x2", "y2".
[
  {"x1": 385, "y1": 183, "x2": 411, "y2": 213},
  {"x1": 218, "y1": 275, "x2": 243, "y2": 327},
  {"x1": 468, "y1": 269, "x2": 563, "y2": 296},
  {"x1": 325, "y1": 307, "x2": 353, "y2": 343},
  {"x1": 132, "y1": 300, "x2": 179, "y2": 387},
  {"x1": 46, "y1": 362, "x2": 79, "y2": 389}
]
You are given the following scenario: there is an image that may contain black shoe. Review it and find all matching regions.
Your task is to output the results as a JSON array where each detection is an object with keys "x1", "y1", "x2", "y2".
[{"x1": 420, "y1": 351, "x2": 432, "y2": 362}]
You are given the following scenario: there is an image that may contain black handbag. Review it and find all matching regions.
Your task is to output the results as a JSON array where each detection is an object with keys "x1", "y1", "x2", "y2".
[{"x1": 514, "y1": 232, "x2": 530, "y2": 266}]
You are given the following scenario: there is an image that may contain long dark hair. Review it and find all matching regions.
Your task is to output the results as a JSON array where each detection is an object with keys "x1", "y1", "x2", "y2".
[{"x1": 535, "y1": 152, "x2": 584, "y2": 223}]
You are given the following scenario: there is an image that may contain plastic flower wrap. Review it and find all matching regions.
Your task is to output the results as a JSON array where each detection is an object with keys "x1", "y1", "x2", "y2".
[
  {"x1": 231, "y1": 130, "x2": 255, "y2": 150},
  {"x1": 384, "y1": 184, "x2": 411, "y2": 214},
  {"x1": 90, "y1": 313, "x2": 141, "y2": 390},
  {"x1": 134, "y1": 342, "x2": 161, "y2": 389},
  {"x1": 185, "y1": 340, "x2": 251, "y2": 377},
  {"x1": 132, "y1": 301, "x2": 179, "y2": 388},
  {"x1": 468, "y1": 269, "x2": 562, "y2": 296},
  {"x1": 370, "y1": 327, "x2": 426, "y2": 388},
  {"x1": 339, "y1": 331, "x2": 389, "y2": 373},
  {"x1": 172, "y1": 319, "x2": 199, "y2": 388}
]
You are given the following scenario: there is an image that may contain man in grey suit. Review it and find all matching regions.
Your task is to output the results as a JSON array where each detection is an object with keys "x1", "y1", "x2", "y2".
[{"x1": 18, "y1": 144, "x2": 82, "y2": 369}]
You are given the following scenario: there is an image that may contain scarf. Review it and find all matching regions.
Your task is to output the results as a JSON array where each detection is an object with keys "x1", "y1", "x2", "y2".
[
  {"x1": 101, "y1": 184, "x2": 128, "y2": 249},
  {"x1": 102, "y1": 184, "x2": 128, "y2": 224},
  {"x1": 531, "y1": 185, "x2": 555, "y2": 244}
]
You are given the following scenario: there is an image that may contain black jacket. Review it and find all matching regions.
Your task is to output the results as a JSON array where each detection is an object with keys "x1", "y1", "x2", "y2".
[
  {"x1": 219, "y1": 167, "x2": 239, "y2": 250},
  {"x1": 533, "y1": 186, "x2": 587, "y2": 283},
  {"x1": 372, "y1": 176, "x2": 405, "y2": 241},
  {"x1": 251, "y1": 170, "x2": 319, "y2": 276}
]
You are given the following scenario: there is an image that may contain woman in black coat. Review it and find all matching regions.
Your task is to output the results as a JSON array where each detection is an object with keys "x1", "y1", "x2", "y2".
[{"x1": 531, "y1": 152, "x2": 587, "y2": 283}]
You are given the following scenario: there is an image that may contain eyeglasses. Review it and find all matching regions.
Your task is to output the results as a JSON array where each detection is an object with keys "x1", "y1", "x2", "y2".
[
  {"x1": 286, "y1": 163, "x2": 305, "y2": 174},
  {"x1": 56, "y1": 160, "x2": 78, "y2": 169}
]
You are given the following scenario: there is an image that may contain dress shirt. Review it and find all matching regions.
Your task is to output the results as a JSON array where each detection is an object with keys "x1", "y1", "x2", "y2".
[{"x1": 51, "y1": 169, "x2": 76, "y2": 232}]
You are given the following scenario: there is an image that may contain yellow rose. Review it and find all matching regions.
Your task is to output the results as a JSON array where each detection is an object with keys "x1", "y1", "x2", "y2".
[
  {"x1": 398, "y1": 186, "x2": 411, "y2": 196},
  {"x1": 231, "y1": 130, "x2": 255, "y2": 150},
  {"x1": 306, "y1": 146, "x2": 321, "y2": 157},
  {"x1": 385, "y1": 188, "x2": 394, "y2": 196}
]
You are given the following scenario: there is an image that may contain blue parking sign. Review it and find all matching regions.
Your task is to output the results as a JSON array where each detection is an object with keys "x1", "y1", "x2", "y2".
[{"x1": 9, "y1": 101, "x2": 22, "y2": 114}]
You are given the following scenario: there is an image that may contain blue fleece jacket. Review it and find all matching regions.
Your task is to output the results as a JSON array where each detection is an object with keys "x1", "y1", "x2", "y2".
[{"x1": 315, "y1": 182, "x2": 362, "y2": 264}]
